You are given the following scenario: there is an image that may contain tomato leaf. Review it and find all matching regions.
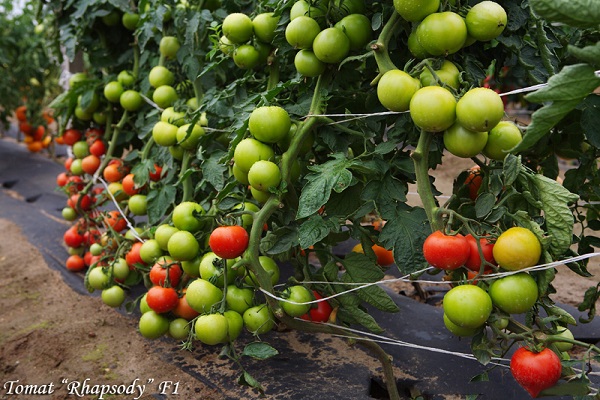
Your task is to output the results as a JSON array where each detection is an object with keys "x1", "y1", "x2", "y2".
[
  {"x1": 199, "y1": 149, "x2": 227, "y2": 191},
  {"x1": 335, "y1": 292, "x2": 384, "y2": 333},
  {"x1": 378, "y1": 206, "x2": 429, "y2": 275},
  {"x1": 469, "y1": 371, "x2": 489, "y2": 382},
  {"x1": 502, "y1": 154, "x2": 521, "y2": 186},
  {"x1": 298, "y1": 215, "x2": 339, "y2": 250},
  {"x1": 296, "y1": 154, "x2": 355, "y2": 219},
  {"x1": 242, "y1": 342, "x2": 279, "y2": 360},
  {"x1": 567, "y1": 42, "x2": 600, "y2": 66},
  {"x1": 514, "y1": 64, "x2": 600, "y2": 152},
  {"x1": 532, "y1": 173, "x2": 579, "y2": 256},
  {"x1": 577, "y1": 282, "x2": 600, "y2": 323},
  {"x1": 538, "y1": 381, "x2": 591, "y2": 396},
  {"x1": 580, "y1": 95, "x2": 600, "y2": 148},
  {"x1": 361, "y1": 173, "x2": 408, "y2": 217},
  {"x1": 470, "y1": 330, "x2": 494, "y2": 365},
  {"x1": 238, "y1": 371, "x2": 264, "y2": 393},
  {"x1": 341, "y1": 253, "x2": 399, "y2": 313},
  {"x1": 146, "y1": 184, "x2": 177, "y2": 225},
  {"x1": 475, "y1": 193, "x2": 496, "y2": 219},
  {"x1": 260, "y1": 226, "x2": 299, "y2": 255},
  {"x1": 530, "y1": 0, "x2": 600, "y2": 28}
]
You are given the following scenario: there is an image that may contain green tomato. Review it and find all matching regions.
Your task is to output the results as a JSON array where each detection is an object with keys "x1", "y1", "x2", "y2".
[
  {"x1": 250, "y1": 186, "x2": 271, "y2": 204},
  {"x1": 102, "y1": 285, "x2": 126, "y2": 308},
  {"x1": 233, "y1": 201, "x2": 260, "y2": 230},
  {"x1": 456, "y1": 87, "x2": 505, "y2": 132},
  {"x1": 243, "y1": 256, "x2": 280, "y2": 287},
  {"x1": 186, "y1": 278, "x2": 223, "y2": 313},
  {"x1": 407, "y1": 30, "x2": 430, "y2": 59},
  {"x1": 290, "y1": 0, "x2": 327, "y2": 22},
  {"x1": 128, "y1": 194, "x2": 148, "y2": 216},
  {"x1": 243, "y1": 304, "x2": 275, "y2": 335},
  {"x1": 120, "y1": 90, "x2": 144, "y2": 112},
  {"x1": 280, "y1": 285, "x2": 312, "y2": 317},
  {"x1": 483, "y1": 121, "x2": 522, "y2": 160},
  {"x1": 117, "y1": 70, "x2": 135, "y2": 87},
  {"x1": 223, "y1": 310, "x2": 244, "y2": 341},
  {"x1": 172, "y1": 201, "x2": 205, "y2": 232},
  {"x1": 155, "y1": 224, "x2": 180, "y2": 251},
  {"x1": 409, "y1": 86, "x2": 457, "y2": 132},
  {"x1": 394, "y1": 0, "x2": 440, "y2": 22},
  {"x1": 139, "y1": 310, "x2": 170, "y2": 339},
  {"x1": 377, "y1": 69, "x2": 421, "y2": 112},
  {"x1": 443, "y1": 123, "x2": 488, "y2": 158},
  {"x1": 169, "y1": 317, "x2": 190, "y2": 340},
  {"x1": 312, "y1": 27, "x2": 350, "y2": 64},
  {"x1": 285, "y1": 16, "x2": 321, "y2": 50},
  {"x1": 233, "y1": 138, "x2": 275, "y2": 173},
  {"x1": 152, "y1": 121, "x2": 179, "y2": 147},
  {"x1": 334, "y1": 14, "x2": 372, "y2": 51},
  {"x1": 554, "y1": 327, "x2": 574, "y2": 352},
  {"x1": 232, "y1": 162, "x2": 249, "y2": 185},
  {"x1": 226, "y1": 285, "x2": 255, "y2": 314},
  {"x1": 88, "y1": 267, "x2": 111, "y2": 290},
  {"x1": 72, "y1": 141, "x2": 89, "y2": 159},
  {"x1": 443, "y1": 313, "x2": 479, "y2": 337},
  {"x1": 443, "y1": 284, "x2": 492, "y2": 329},
  {"x1": 253, "y1": 13, "x2": 279, "y2": 43},
  {"x1": 149, "y1": 66, "x2": 175, "y2": 88},
  {"x1": 465, "y1": 1, "x2": 507, "y2": 41},
  {"x1": 416, "y1": 12, "x2": 467, "y2": 56},
  {"x1": 167, "y1": 230, "x2": 200, "y2": 261},
  {"x1": 489, "y1": 273, "x2": 538, "y2": 314},
  {"x1": 176, "y1": 124, "x2": 205, "y2": 150},
  {"x1": 195, "y1": 314, "x2": 229, "y2": 345},
  {"x1": 294, "y1": 50, "x2": 326, "y2": 77},
  {"x1": 62, "y1": 206, "x2": 78, "y2": 221},
  {"x1": 248, "y1": 160, "x2": 281, "y2": 192},
  {"x1": 104, "y1": 81, "x2": 124, "y2": 103},
  {"x1": 122, "y1": 12, "x2": 139, "y2": 30},
  {"x1": 419, "y1": 60, "x2": 460, "y2": 89},
  {"x1": 233, "y1": 44, "x2": 260, "y2": 69},
  {"x1": 111, "y1": 258, "x2": 130, "y2": 281},
  {"x1": 139, "y1": 239, "x2": 164, "y2": 264},
  {"x1": 249, "y1": 106, "x2": 291, "y2": 144},
  {"x1": 152, "y1": 85, "x2": 178, "y2": 109},
  {"x1": 199, "y1": 252, "x2": 237, "y2": 288},
  {"x1": 181, "y1": 256, "x2": 201, "y2": 278},
  {"x1": 222, "y1": 13, "x2": 254, "y2": 44},
  {"x1": 160, "y1": 36, "x2": 181, "y2": 59}
]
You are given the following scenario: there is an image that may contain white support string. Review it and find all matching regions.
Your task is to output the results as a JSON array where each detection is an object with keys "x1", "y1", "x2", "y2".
[
  {"x1": 96, "y1": 176, "x2": 146, "y2": 243},
  {"x1": 261, "y1": 253, "x2": 600, "y2": 306}
]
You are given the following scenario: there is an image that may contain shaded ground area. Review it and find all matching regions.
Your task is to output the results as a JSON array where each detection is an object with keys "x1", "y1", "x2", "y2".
[{"x1": 0, "y1": 136, "x2": 599, "y2": 399}]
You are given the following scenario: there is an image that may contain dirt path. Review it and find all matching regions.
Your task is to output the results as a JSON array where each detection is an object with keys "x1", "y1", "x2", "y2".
[{"x1": 0, "y1": 218, "x2": 220, "y2": 400}]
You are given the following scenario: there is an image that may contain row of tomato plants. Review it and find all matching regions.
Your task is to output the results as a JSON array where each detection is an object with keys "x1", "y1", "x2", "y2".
[{"x1": 24, "y1": 0, "x2": 600, "y2": 397}]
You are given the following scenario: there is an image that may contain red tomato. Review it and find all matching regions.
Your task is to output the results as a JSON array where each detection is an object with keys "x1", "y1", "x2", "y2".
[
  {"x1": 122, "y1": 173, "x2": 142, "y2": 196},
  {"x1": 56, "y1": 172, "x2": 69, "y2": 187},
  {"x1": 209, "y1": 225, "x2": 249, "y2": 259},
  {"x1": 68, "y1": 193, "x2": 93, "y2": 211},
  {"x1": 423, "y1": 231, "x2": 470, "y2": 270},
  {"x1": 65, "y1": 254, "x2": 86, "y2": 272},
  {"x1": 104, "y1": 210, "x2": 127, "y2": 232},
  {"x1": 464, "y1": 234, "x2": 495, "y2": 271},
  {"x1": 173, "y1": 291, "x2": 201, "y2": 320},
  {"x1": 149, "y1": 164, "x2": 163, "y2": 181},
  {"x1": 125, "y1": 241, "x2": 145, "y2": 270},
  {"x1": 149, "y1": 259, "x2": 183, "y2": 287},
  {"x1": 146, "y1": 286, "x2": 179, "y2": 313},
  {"x1": 63, "y1": 226, "x2": 84, "y2": 248},
  {"x1": 89, "y1": 139, "x2": 106, "y2": 157},
  {"x1": 510, "y1": 347, "x2": 562, "y2": 397},
  {"x1": 62, "y1": 129, "x2": 82, "y2": 146},
  {"x1": 300, "y1": 291, "x2": 333, "y2": 323}
]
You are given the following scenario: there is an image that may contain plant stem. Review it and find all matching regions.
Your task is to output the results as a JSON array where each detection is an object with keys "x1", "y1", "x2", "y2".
[
  {"x1": 411, "y1": 129, "x2": 443, "y2": 231},
  {"x1": 179, "y1": 150, "x2": 193, "y2": 203},
  {"x1": 371, "y1": 12, "x2": 401, "y2": 83}
]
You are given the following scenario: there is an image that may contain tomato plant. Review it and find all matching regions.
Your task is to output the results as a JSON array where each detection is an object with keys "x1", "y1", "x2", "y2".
[{"x1": 26, "y1": 0, "x2": 600, "y2": 394}]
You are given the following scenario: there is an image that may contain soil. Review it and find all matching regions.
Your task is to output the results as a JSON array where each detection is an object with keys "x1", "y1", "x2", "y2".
[{"x1": 0, "y1": 141, "x2": 598, "y2": 400}]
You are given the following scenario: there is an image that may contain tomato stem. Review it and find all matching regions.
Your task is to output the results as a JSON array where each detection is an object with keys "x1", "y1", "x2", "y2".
[
  {"x1": 179, "y1": 150, "x2": 193, "y2": 203},
  {"x1": 411, "y1": 129, "x2": 443, "y2": 231},
  {"x1": 370, "y1": 11, "x2": 400, "y2": 84}
]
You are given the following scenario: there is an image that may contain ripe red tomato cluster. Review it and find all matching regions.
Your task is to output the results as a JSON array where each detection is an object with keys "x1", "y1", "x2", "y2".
[{"x1": 423, "y1": 230, "x2": 495, "y2": 272}]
